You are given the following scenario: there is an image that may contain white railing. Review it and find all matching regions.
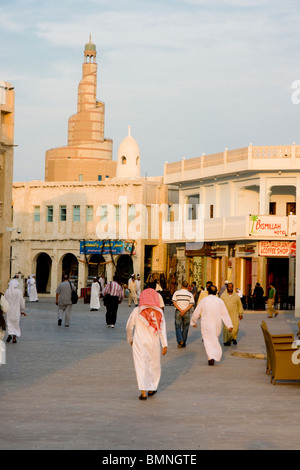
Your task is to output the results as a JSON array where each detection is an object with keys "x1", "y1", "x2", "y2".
[
  {"x1": 162, "y1": 215, "x2": 296, "y2": 243},
  {"x1": 164, "y1": 144, "x2": 300, "y2": 183}
]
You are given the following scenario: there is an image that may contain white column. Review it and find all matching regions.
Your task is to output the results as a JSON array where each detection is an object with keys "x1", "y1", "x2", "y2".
[
  {"x1": 230, "y1": 181, "x2": 235, "y2": 216},
  {"x1": 295, "y1": 236, "x2": 300, "y2": 316},
  {"x1": 259, "y1": 176, "x2": 267, "y2": 215},
  {"x1": 106, "y1": 261, "x2": 114, "y2": 282},
  {"x1": 78, "y1": 259, "x2": 86, "y2": 295},
  {"x1": 50, "y1": 252, "x2": 58, "y2": 296}
]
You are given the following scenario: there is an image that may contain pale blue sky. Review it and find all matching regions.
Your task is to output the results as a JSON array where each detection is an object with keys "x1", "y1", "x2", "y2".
[{"x1": 1, "y1": 0, "x2": 300, "y2": 181}]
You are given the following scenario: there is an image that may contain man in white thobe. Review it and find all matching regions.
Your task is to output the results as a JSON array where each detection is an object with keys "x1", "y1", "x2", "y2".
[
  {"x1": 4, "y1": 279, "x2": 26, "y2": 344},
  {"x1": 0, "y1": 293, "x2": 9, "y2": 365},
  {"x1": 128, "y1": 275, "x2": 138, "y2": 307},
  {"x1": 136, "y1": 274, "x2": 141, "y2": 300},
  {"x1": 98, "y1": 275, "x2": 105, "y2": 296},
  {"x1": 26, "y1": 276, "x2": 31, "y2": 297},
  {"x1": 90, "y1": 277, "x2": 100, "y2": 311},
  {"x1": 126, "y1": 288, "x2": 168, "y2": 400},
  {"x1": 191, "y1": 285, "x2": 233, "y2": 366},
  {"x1": 29, "y1": 275, "x2": 38, "y2": 302}
]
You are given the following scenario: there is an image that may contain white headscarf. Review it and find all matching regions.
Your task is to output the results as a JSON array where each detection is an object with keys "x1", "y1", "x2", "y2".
[{"x1": 7, "y1": 279, "x2": 20, "y2": 297}]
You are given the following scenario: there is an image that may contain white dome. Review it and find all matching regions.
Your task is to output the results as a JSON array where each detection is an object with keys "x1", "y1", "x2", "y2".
[{"x1": 116, "y1": 126, "x2": 141, "y2": 179}]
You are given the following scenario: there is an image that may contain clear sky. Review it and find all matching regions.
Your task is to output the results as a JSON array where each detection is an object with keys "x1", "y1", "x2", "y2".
[{"x1": 1, "y1": 0, "x2": 300, "y2": 182}]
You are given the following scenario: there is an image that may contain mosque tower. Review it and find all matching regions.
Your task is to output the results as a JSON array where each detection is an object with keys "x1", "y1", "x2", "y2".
[
  {"x1": 45, "y1": 37, "x2": 116, "y2": 182},
  {"x1": 115, "y1": 126, "x2": 141, "y2": 179}
]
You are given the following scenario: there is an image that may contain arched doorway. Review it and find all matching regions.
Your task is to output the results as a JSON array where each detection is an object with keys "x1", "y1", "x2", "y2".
[
  {"x1": 62, "y1": 253, "x2": 78, "y2": 286},
  {"x1": 116, "y1": 254, "x2": 133, "y2": 284},
  {"x1": 36, "y1": 253, "x2": 52, "y2": 293},
  {"x1": 88, "y1": 254, "x2": 106, "y2": 281}
]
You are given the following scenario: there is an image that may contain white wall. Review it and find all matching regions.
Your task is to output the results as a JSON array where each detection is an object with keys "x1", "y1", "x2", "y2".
[{"x1": 235, "y1": 184, "x2": 259, "y2": 216}]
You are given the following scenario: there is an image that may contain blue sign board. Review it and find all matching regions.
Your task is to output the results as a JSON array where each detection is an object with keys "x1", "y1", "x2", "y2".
[{"x1": 80, "y1": 240, "x2": 135, "y2": 255}]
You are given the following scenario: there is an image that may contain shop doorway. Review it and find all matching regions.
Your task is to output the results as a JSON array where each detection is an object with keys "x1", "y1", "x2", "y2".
[
  {"x1": 62, "y1": 253, "x2": 78, "y2": 286},
  {"x1": 88, "y1": 254, "x2": 106, "y2": 281},
  {"x1": 116, "y1": 254, "x2": 133, "y2": 284},
  {"x1": 36, "y1": 253, "x2": 52, "y2": 293},
  {"x1": 244, "y1": 258, "x2": 252, "y2": 296},
  {"x1": 144, "y1": 246, "x2": 153, "y2": 287},
  {"x1": 267, "y1": 258, "x2": 289, "y2": 296}
]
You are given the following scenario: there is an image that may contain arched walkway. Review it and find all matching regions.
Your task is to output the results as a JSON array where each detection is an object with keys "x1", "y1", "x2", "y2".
[
  {"x1": 62, "y1": 253, "x2": 78, "y2": 285},
  {"x1": 88, "y1": 254, "x2": 106, "y2": 280}
]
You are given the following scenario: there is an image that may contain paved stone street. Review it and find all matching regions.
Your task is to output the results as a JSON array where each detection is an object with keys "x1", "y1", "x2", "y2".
[{"x1": 1, "y1": 298, "x2": 300, "y2": 450}]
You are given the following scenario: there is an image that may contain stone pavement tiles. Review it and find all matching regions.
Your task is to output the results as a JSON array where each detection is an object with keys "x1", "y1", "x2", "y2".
[{"x1": 0, "y1": 299, "x2": 300, "y2": 450}]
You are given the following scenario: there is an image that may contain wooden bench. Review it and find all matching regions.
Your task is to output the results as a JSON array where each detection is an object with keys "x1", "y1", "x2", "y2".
[{"x1": 261, "y1": 321, "x2": 300, "y2": 385}]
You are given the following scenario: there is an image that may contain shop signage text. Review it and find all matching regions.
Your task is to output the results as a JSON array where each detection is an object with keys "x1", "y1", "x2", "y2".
[
  {"x1": 80, "y1": 240, "x2": 136, "y2": 255},
  {"x1": 258, "y1": 241, "x2": 296, "y2": 257},
  {"x1": 250, "y1": 215, "x2": 287, "y2": 237}
]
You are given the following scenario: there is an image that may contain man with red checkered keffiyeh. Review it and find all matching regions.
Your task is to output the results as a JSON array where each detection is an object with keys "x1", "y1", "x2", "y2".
[{"x1": 126, "y1": 289, "x2": 168, "y2": 401}]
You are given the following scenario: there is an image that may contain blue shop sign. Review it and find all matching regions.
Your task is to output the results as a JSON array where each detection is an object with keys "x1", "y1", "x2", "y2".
[{"x1": 80, "y1": 240, "x2": 135, "y2": 255}]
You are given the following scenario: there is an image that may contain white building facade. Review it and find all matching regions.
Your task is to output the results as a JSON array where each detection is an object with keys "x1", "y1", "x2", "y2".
[
  {"x1": 163, "y1": 144, "x2": 299, "y2": 311},
  {"x1": 11, "y1": 173, "x2": 167, "y2": 296}
]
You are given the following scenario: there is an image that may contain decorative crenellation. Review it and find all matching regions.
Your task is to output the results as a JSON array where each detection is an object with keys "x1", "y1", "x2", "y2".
[
  {"x1": 203, "y1": 151, "x2": 226, "y2": 167},
  {"x1": 252, "y1": 146, "x2": 291, "y2": 159}
]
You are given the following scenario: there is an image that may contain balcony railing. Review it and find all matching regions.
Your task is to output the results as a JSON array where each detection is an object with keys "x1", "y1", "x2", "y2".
[
  {"x1": 164, "y1": 144, "x2": 300, "y2": 184},
  {"x1": 162, "y1": 215, "x2": 297, "y2": 243}
]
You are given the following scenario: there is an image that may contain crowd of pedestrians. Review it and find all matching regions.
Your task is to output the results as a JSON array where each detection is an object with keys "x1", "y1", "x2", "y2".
[
  {"x1": 125, "y1": 278, "x2": 281, "y2": 400},
  {"x1": 0, "y1": 272, "x2": 281, "y2": 401}
]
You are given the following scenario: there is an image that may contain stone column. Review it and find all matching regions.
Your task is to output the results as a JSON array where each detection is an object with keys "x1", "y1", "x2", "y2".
[
  {"x1": 105, "y1": 260, "x2": 114, "y2": 282},
  {"x1": 78, "y1": 259, "x2": 86, "y2": 295},
  {"x1": 50, "y1": 250, "x2": 58, "y2": 296}
]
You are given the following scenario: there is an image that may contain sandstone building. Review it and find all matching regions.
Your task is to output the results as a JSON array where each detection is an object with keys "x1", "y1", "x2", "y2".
[
  {"x1": 0, "y1": 80, "x2": 15, "y2": 292},
  {"x1": 11, "y1": 41, "x2": 167, "y2": 296},
  {"x1": 45, "y1": 37, "x2": 116, "y2": 182}
]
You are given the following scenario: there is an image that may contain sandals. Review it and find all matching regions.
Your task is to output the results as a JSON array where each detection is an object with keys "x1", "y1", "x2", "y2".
[
  {"x1": 139, "y1": 390, "x2": 158, "y2": 400},
  {"x1": 6, "y1": 335, "x2": 17, "y2": 343}
]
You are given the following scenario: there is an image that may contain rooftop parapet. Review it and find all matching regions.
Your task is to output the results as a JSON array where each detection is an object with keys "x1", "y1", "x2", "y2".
[{"x1": 164, "y1": 144, "x2": 300, "y2": 184}]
